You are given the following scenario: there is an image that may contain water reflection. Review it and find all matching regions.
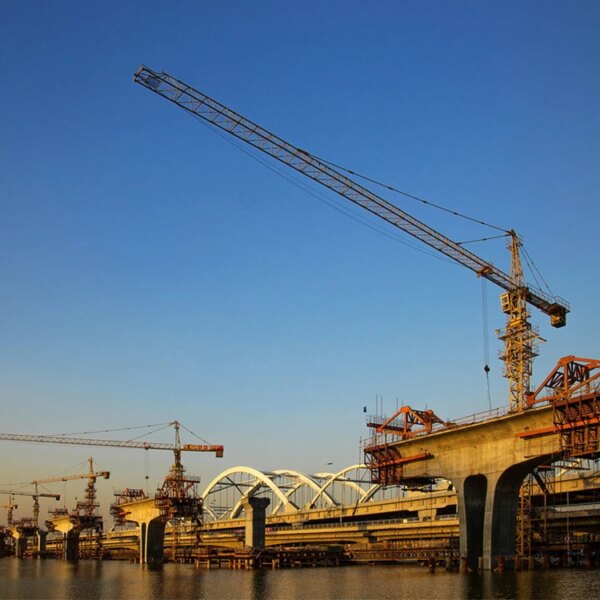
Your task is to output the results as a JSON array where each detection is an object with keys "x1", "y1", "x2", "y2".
[{"x1": 0, "y1": 560, "x2": 599, "y2": 599}]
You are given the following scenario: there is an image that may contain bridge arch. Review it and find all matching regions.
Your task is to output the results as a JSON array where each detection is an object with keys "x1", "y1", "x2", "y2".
[
  {"x1": 200, "y1": 466, "x2": 294, "y2": 520},
  {"x1": 199, "y1": 464, "x2": 402, "y2": 521},
  {"x1": 308, "y1": 464, "x2": 379, "y2": 508}
]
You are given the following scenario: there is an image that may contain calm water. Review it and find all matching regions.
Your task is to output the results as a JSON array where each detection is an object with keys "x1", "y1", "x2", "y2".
[{"x1": 0, "y1": 560, "x2": 598, "y2": 599}]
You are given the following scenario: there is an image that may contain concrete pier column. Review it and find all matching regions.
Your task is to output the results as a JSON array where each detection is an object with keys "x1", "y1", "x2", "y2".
[
  {"x1": 14, "y1": 534, "x2": 27, "y2": 559},
  {"x1": 145, "y1": 518, "x2": 166, "y2": 566},
  {"x1": 36, "y1": 531, "x2": 47, "y2": 556},
  {"x1": 139, "y1": 522, "x2": 147, "y2": 564},
  {"x1": 64, "y1": 530, "x2": 80, "y2": 560},
  {"x1": 242, "y1": 497, "x2": 270, "y2": 550},
  {"x1": 459, "y1": 461, "x2": 538, "y2": 570},
  {"x1": 458, "y1": 474, "x2": 486, "y2": 571}
]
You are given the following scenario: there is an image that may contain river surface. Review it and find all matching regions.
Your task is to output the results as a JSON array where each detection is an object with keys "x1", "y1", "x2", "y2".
[{"x1": 0, "y1": 560, "x2": 598, "y2": 599}]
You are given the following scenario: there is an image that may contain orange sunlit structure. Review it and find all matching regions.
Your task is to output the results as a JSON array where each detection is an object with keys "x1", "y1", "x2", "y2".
[
  {"x1": 524, "y1": 356, "x2": 600, "y2": 459},
  {"x1": 363, "y1": 405, "x2": 448, "y2": 486},
  {"x1": 367, "y1": 406, "x2": 448, "y2": 439}
]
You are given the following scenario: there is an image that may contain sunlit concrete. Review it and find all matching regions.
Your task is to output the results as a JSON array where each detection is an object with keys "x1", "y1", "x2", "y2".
[
  {"x1": 114, "y1": 497, "x2": 165, "y2": 565},
  {"x1": 378, "y1": 404, "x2": 560, "y2": 570}
]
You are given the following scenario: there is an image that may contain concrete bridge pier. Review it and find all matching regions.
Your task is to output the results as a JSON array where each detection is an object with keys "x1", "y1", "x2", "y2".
[
  {"x1": 50, "y1": 517, "x2": 80, "y2": 560},
  {"x1": 242, "y1": 497, "x2": 270, "y2": 550},
  {"x1": 36, "y1": 531, "x2": 47, "y2": 556},
  {"x1": 139, "y1": 518, "x2": 167, "y2": 566},
  {"x1": 13, "y1": 532, "x2": 28, "y2": 559},
  {"x1": 376, "y1": 403, "x2": 563, "y2": 571},
  {"x1": 63, "y1": 529, "x2": 80, "y2": 560},
  {"x1": 457, "y1": 459, "x2": 541, "y2": 571}
]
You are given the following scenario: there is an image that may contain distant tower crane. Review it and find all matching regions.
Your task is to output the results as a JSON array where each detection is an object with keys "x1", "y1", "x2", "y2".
[
  {"x1": 0, "y1": 421, "x2": 223, "y2": 523},
  {"x1": 1, "y1": 498, "x2": 18, "y2": 527},
  {"x1": 0, "y1": 490, "x2": 60, "y2": 527},
  {"x1": 133, "y1": 66, "x2": 570, "y2": 412},
  {"x1": 32, "y1": 457, "x2": 110, "y2": 518}
]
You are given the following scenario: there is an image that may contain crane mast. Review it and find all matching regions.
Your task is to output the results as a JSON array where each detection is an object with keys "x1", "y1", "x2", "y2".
[{"x1": 133, "y1": 66, "x2": 570, "y2": 411}]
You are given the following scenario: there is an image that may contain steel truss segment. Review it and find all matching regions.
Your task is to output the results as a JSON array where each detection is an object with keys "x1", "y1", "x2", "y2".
[{"x1": 527, "y1": 356, "x2": 600, "y2": 406}]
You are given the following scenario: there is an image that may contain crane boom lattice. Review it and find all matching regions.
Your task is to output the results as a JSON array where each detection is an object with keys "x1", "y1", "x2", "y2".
[{"x1": 133, "y1": 66, "x2": 570, "y2": 411}]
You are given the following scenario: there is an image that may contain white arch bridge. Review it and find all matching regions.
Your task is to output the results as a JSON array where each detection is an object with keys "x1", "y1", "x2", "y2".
[{"x1": 199, "y1": 465, "x2": 418, "y2": 522}]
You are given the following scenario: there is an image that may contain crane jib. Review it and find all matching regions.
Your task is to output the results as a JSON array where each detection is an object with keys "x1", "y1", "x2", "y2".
[
  {"x1": 133, "y1": 66, "x2": 569, "y2": 327},
  {"x1": 0, "y1": 432, "x2": 224, "y2": 456}
]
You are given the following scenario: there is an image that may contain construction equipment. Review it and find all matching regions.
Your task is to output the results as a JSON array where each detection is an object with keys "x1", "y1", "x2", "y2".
[
  {"x1": 32, "y1": 457, "x2": 109, "y2": 488},
  {"x1": 34, "y1": 457, "x2": 110, "y2": 523},
  {"x1": 133, "y1": 66, "x2": 569, "y2": 413},
  {"x1": 0, "y1": 421, "x2": 223, "y2": 528},
  {"x1": 1, "y1": 498, "x2": 18, "y2": 527},
  {"x1": 0, "y1": 421, "x2": 223, "y2": 456},
  {"x1": 524, "y1": 356, "x2": 600, "y2": 459},
  {"x1": 0, "y1": 489, "x2": 60, "y2": 527}
]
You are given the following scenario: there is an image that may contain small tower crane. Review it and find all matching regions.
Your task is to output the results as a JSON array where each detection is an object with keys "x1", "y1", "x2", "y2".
[
  {"x1": 133, "y1": 66, "x2": 570, "y2": 412},
  {"x1": 0, "y1": 498, "x2": 18, "y2": 527},
  {"x1": 0, "y1": 421, "x2": 223, "y2": 525},
  {"x1": 32, "y1": 457, "x2": 110, "y2": 518},
  {"x1": 0, "y1": 490, "x2": 60, "y2": 527}
]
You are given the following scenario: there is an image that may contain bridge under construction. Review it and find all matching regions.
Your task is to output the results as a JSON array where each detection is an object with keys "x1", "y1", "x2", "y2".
[{"x1": 2, "y1": 457, "x2": 600, "y2": 570}]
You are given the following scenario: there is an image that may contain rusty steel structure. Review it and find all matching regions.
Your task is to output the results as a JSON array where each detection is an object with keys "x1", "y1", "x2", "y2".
[
  {"x1": 363, "y1": 356, "x2": 600, "y2": 487},
  {"x1": 133, "y1": 65, "x2": 569, "y2": 413},
  {"x1": 363, "y1": 406, "x2": 448, "y2": 486},
  {"x1": 154, "y1": 422, "x2": 203, "y2": 523},
  {"x1": 525, "y1": 356, "x2": 600, "y2": 459}
]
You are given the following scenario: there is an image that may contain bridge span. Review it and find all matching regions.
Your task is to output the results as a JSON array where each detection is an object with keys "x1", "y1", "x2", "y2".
[
  {"x1": 85, "y1": 460, "x2": 600, "y2": 567},
  {"x1": 363, "y1": 356, "x2": 600, "y2": 571}
]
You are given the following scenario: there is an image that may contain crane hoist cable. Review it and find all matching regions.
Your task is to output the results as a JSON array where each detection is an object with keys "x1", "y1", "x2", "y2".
[{"x1": 186, "y1": 107, "x2": 460, "y2": 267}]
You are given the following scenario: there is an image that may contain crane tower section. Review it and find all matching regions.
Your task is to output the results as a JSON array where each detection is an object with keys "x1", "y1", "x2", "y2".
[{"x1": 133, "y1": 66, "x2": 570, "y2": 411}]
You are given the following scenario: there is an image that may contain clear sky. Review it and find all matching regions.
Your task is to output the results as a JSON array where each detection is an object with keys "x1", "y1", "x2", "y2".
[{"x1": 1, "y1": 0, "x2": 599, "y2": 520}]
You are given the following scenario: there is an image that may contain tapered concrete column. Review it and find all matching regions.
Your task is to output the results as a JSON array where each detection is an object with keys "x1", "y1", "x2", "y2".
[
  {"x1": 144, "y1": 518, "x2": 166, "y2": 566},
  {"x1": 457, "y1": 459, "x2": 539, "y2": 571},
  {"x1": 242, "y1": 497, "x2": 270, "y2": 550},
  {"x1": 64, "y1": 529, "x2": 80, "y2": 560},
  {"x1": 139, "y1": 522, "x2": 147, "y2": 564},
  {"x1": 13, "y1": 533, "x2": 27, "y2": 559},
  {"x1": 36, "y1": 531, "x2": 47, "y2": 556},
  {"x1": 457, "y1": 475, "x2": 486, "y2": 571}
]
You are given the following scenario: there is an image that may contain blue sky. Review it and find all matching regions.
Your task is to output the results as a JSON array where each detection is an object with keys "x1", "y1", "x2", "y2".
[{"x1": 1, "y1": 0, "x2": 599, "y2": 518}]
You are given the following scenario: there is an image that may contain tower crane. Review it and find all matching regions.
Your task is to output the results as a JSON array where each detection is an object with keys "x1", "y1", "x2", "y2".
[
  {"x1": 0, "y1": 421, "x2": 223, "y2": 457},
  {"x1": 32, "y1": 457, "x2": 110, "y2": 518},
  {"x1": 0, "y1": 490, "x2": 60, "y2": 527},
  {"x1": 133, "y1": 66, "x2": 570, "y2": 412},
  {"x1": 0, "y1": 421, "x2": 223, "y2": 523},
  {"x1": 1, "y1": 498, "x2": 18, "y2": 527}
]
